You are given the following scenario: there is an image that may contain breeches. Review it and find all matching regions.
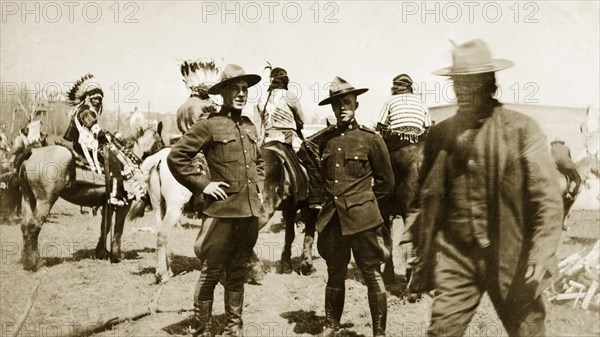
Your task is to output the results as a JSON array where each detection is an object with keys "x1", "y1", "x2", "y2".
[
  {"x1": 428, "y1": 232, "x2": 546, "y2": 337},
  {"x1": 317, "y1": 214, "x2": 387, "y2": 293},
  {"x1": 194, "y1": 216, "x2": 259, "y2": 301}
]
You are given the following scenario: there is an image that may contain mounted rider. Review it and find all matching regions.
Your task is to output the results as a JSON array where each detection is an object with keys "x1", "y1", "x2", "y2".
[
  {"x1": 176, "y1": 59, "x2": 222, "y2": 137},
  {"x1": 255, "y1": 65, "x2": 308, "y2": 205},
  {"x1": 63, "y1": 74, "x2": 146, "y2": 205},
  {"x1": 375, "y1": 74, "x2": 431, "y2": 151}
]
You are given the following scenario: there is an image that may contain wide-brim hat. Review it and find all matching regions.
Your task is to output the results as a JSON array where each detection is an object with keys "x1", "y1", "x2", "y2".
[
  {"x1": 318, "y1": 76, "x2": 369, "y2": 106},
  {"x1": 433, "y1": 39, "x2": 513, "y2": 76},
  {"x1": 208, "y1": 64, "x2": 261, "y2": 95}
]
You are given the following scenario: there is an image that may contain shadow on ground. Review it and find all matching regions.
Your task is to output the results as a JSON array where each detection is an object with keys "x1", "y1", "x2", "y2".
[
  {"x1": 280, "y1": 310, "x2": 362, "y2": 336},
  {"x1": 44, "y1": 247, "x2": 155, "y2": 268},
  {"x1": 163, "y1": 313, "x2": 226, "y2": 336}
]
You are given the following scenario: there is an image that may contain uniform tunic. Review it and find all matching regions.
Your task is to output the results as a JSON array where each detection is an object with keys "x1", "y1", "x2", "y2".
[{"x1": 167, "y1": 110, "x2": 265, "y2": 218}]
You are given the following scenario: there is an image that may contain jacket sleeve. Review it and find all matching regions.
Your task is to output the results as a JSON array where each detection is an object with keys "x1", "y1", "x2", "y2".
[
  {"x1": 370, "y1": 134, "x2": 394, "y2": 216},
  {"x1": 167, "y1": 121, "x2": 212, "y2": 193},
  {"x1": 521, "y1": 118, "x2": 563, "y2": 277}
]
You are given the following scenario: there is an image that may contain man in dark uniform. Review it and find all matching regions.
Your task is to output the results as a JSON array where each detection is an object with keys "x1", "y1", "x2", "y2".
[
  {"x1": 307, "y1": 76, "x2": 394, "y2": 337},
  {"x1": 167, "y1": 64, "x2": 264, "y2": 337}
]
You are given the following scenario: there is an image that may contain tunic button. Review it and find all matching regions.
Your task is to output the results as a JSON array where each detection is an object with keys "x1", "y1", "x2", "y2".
[
  {"x1": 244, "y1": 150, "x2": 247, "y2": 153},
  {"x1": 335, "y1": 164, "x2": 340, "y2": 167},
  {"x1": 248, "y1": 180, "x2": 251, "y2": 183},
  {"x1": 354, "y1": 156, "x2": 358, "y2": 159},
  {"x1": 337, "y1": 148, "x2": 341, "y2": 151},
  {"x1": 334, "y1": 180, "x2": 338, "y2": 183},
  {"x1": 334, "y1": 196, "x2": 338, "y2": 200},
  {"x1": 241, "y1": 135, "x2": 244, "y2": 139},
  {"x1": 341, "y1": 133, "x2": 345, "y2": 136},
  {"x1": 246, "y1": 165, "x2": 250, "y2": 169}
]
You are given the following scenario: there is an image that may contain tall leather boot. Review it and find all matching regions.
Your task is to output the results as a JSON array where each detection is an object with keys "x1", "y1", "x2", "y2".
[
  {"x1": 193, "y1": 300, "x2": 213, "y2": 337},
  {"x1": 320, "y1": 287, "x2": 345, "y2": 337},
  {"x1": 223, "y1": 290, "x2": 244, "y2": 336},
  {"x1": 368, "y1": 292, "x2": 387, "y2": 337}
]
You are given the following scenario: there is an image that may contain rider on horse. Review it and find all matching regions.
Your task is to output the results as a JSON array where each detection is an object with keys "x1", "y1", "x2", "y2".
[
  {"x1": 375, "y1": 73, "x2": 431, "y2": 149},
  {"x1": 63, "y1": 74, "x2": 146, "y2": 205},
  {"x1": 255, "y1": 65, "x2": 309, "y2": 204}
]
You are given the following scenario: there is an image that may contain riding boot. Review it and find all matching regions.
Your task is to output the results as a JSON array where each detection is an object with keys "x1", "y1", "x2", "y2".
[
  {"x1": 193, "y1": 300, "x2": 213, "y2": 337},
  {"x1": 368, "y1": 292, "x2": 387, "y2": 337},
  {"x1": 320, "y1": 287, "x2": 345, "y2": 337},
  {"x1": 223, "y1": 290, "x2": 244, "y2": 336}
]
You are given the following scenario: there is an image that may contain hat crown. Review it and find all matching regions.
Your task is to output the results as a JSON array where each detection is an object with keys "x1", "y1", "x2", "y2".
[
  {"x1": 433, "y1": 39, "x2": 513, "y2": 76},
  {"x1": 219, "y1": 64, "x2": 248, "y2": 83},
  {"x1": 329, "y1": 76, "x2": 354, "y2": 95},
  {"x1": 318, "y1": 76, "x2": 369, "y2": 105},
  {"x1": 452, "y1": 39, "x2": 493, "y2": 68}
]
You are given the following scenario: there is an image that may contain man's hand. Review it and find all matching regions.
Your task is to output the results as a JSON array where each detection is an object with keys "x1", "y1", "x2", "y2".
[
  {"x1": 203, "y1": 182, "x2": 230, "y2": 200},
  {"x1": 524, "y1": 263, "x2": 548, "y2": 298}
]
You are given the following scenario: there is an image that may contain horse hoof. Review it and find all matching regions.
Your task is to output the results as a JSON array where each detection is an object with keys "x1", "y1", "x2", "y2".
[
  {"x1": 279, "y1": 260, "x2": 292, "y2": 274},
  {"x1": 155, "y1": 271, "x2": 173, "y2": 284},
  {"x1": 407, "y1": 292, "x2": 422, "y2": 303},
  {"x1": 110, "y1": 251, "x2": 124, "y2": 263},
  {"x1": 22, "y1": 258, "x2": 45, "y2": 271},
  {"x1": 95, "y1": 248, "x2": 109, "y2": 260},
  {"x1": 300, "y1": 261, "x2": 316, "y2": 276}
]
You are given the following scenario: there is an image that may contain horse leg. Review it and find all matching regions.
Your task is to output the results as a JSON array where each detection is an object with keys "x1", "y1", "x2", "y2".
[
  {"x1": 299, "y1": 206, "x2": 318, "y2": 276},
  {"x1": 95, "y1": 204, "x2": 111, "y2": 260},
  {"x1": 110, "y1": 205, "x2": 130, "y2": 263},
  {"x1": 382, "y1": 216, "x2": 395, "y2": 284},
  {"x1": 155, "y1": 206, "x2": 181, "y2": 283},
  {"x1": 20, "y1": 198, "x2": 53, "y2": 271},
  {"x1": 279, "y1": 200, "x2": 295, "y2": 274}
]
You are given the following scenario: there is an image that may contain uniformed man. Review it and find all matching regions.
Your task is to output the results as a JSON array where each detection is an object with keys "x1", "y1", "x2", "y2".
[
  {"x1": 167, "y1": 64, "x2": 264, "y2": 337},
  {"x1": 309, "y1": 76, "x2": 394, "y2": 337}
]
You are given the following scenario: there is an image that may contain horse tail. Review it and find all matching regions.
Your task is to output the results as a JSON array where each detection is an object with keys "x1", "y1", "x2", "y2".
[
  {"x1": 127, "y1": 150, "x2": 164, "y2": 221},
  {"x1": 127, "y1": 197, "x2": 147, "y2": 221},
  {"x1": 17, "y1": 157, "x2": 33, "y2": 209}
]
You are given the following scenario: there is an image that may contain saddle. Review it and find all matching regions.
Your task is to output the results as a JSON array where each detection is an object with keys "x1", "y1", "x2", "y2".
[{"x1": 262, "y1": 142, "x2": 309, "y2": 204}]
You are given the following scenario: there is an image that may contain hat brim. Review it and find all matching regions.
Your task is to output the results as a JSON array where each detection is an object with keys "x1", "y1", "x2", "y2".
[
  {"x1": 208, "y1": 74, "x2": 262, "y2": 95},
  {"x1": 318, "y1": 88, "x2": 369, "y2": 106},
  {"x1": 433, "y1": 59, "x2": 514, "y2": 76}
]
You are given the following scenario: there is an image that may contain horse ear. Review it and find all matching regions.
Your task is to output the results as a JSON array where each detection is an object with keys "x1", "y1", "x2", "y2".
[{"x1": 157, "y1": 121, "x2": 163, "y2": 136}]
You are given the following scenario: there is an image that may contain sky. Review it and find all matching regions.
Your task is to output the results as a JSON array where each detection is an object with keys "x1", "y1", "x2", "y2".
[{"x1": 1, "y1": 1, "x2": 599, "y2": 126}]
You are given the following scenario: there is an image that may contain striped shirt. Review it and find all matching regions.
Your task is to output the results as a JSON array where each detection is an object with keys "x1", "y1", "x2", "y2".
[{"x1": 377, "y1": 93, "x2": 431, "y2": 134}]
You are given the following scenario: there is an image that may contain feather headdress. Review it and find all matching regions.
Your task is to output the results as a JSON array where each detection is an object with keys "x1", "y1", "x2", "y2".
[
  {"x1": 67, "y1": 73, "x2": 103, "y2": 106},
  {"x1": 180, "y1": 58, "x2": 223, "y2": 98}
]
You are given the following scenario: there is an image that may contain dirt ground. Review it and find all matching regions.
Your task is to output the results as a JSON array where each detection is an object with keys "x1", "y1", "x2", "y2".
[{"x1": 1, "y1": 199, "x2": 598, "y2": 337}]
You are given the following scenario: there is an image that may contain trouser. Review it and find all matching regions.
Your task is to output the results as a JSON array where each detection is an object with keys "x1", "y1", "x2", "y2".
[
  {"x1": 317, "y1": 214, "x2": 387, "y2": 293},
  {"x1": 193, "y1": 216, "x2": 259, "y2": 301},
  {"x1": 428, "y1": 232, "x2": 546, "y2": 337}
]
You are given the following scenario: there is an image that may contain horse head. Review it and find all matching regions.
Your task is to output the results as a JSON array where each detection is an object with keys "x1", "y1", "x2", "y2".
[{"x1": 131, "y1": 122, "x2": 165, "y2": 160}]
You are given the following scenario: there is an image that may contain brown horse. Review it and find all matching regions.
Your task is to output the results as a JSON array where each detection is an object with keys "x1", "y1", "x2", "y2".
[
  {"x1": 260, "y1": 139, "x2": 320, "y2": 275},
  {"x1": 16, "y1": 125, "x2": 163, "y2": 271}
]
